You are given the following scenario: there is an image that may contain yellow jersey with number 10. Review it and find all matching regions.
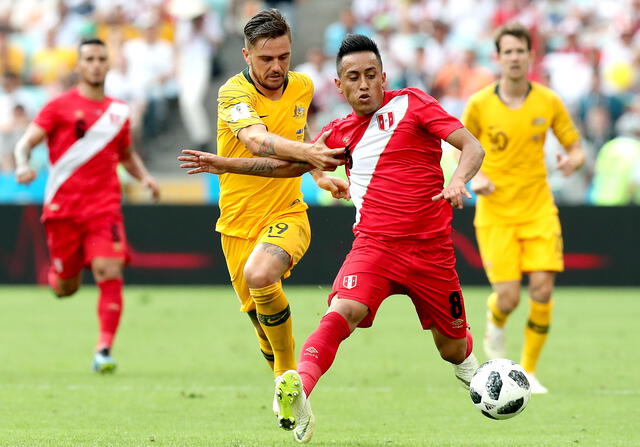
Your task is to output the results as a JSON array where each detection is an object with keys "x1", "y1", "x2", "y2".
[
  {"x1": 462, "y1": 82, "x2": 580, "y2": 227},
  {"x1": 215, "y1": 69, "x2": 313, "y2": 239}
]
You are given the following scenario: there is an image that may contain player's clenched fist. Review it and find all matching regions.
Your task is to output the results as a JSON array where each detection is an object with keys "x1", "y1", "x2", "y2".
[{"x1": 15, "y1": 165, "x2": 37, "y2": 184}]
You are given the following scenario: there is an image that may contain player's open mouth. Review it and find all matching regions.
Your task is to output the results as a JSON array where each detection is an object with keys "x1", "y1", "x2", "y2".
[{"x1": 359, "y1": 94, "x2": 370, "y2": 101}]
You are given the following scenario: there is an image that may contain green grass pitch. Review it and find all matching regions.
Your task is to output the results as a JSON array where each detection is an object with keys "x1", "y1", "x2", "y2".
[{"x1": 1, "y1": 285, "x2": 639, "y2": 447}]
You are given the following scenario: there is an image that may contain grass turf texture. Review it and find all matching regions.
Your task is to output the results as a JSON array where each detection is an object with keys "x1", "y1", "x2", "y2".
[{"x1": 1, "y1": 285, "x2": 639, "y2": 447}]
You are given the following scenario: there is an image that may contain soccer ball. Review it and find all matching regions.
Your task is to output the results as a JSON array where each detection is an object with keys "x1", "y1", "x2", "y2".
[{"x1": 469, "y1": 359, "x2": 531, "y2": 420}]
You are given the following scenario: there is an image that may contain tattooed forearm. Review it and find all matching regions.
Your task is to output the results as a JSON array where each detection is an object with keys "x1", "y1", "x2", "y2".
[
  {"x1": 234, "y1": 158, "x2": 311, "y2": 177},
  {"x1": 257, "y1": 135, "x2": 277, "y2": 156},
  {"x1": 240, "y1": 158, "x2": 278, "y2": 174}
]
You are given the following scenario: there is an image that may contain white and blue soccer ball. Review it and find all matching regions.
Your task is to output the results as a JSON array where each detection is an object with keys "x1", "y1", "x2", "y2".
[{"x1": 469, "y1": 359, "x2": 531, "y2": 420}]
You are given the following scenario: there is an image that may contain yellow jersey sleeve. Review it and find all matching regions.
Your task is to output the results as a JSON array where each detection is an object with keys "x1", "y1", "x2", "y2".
[
  {"x1": 550, "y1": 92, "x2": 580, "y2": 148},
  {"x1": 461, "y1": 96, "x2": 481, "y2": 139},
  {"x1": 217, "y1": 80, "x2": 265, "y2": 137}
]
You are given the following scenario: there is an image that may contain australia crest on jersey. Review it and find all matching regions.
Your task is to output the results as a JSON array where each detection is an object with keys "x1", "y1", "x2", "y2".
[{"x1": 376, "y1": 111, "x2": 394, "y2": 131}]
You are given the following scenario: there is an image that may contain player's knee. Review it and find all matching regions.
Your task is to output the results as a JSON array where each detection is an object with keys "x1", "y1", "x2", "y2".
[
  {"x1": 438, "y1": 340, "x2": 467, "y2": 364},
  {"x1": 244, "y1": 266, "x2": 276, "y2": 289},
  {"x1": 92, "y1": 261, "x2": 123, "y2": 282},
  {"x1": 529, "y1": 282, "x2": 553, "y2": 302},
  {"x1": 497, "y1": 290, "x2": 520, "y2": 313}
]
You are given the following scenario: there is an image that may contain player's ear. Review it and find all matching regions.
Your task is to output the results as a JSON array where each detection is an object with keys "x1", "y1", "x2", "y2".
[
  {"x1": 334, "y1": 77, "x2": 343, "y2": 95},
  {"x1": 381, "y1": 71, "x2": 387, "y2": 87},
  {"x1": 242, "y1": 47, "x2": 250, "y2": 66}
]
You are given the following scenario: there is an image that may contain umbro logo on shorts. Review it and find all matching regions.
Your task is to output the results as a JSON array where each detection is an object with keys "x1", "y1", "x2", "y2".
[
  {"x1": 304, "y1": 347, "x2": 319, "y2": 358},
  {"x1": 342, "y1": 275, "x2": 358, "y2": 289}
]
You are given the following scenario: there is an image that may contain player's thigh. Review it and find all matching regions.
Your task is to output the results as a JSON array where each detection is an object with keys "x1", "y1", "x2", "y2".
[
  {"x1": 83, "y1": 214, "x2": 129, "y2": 267},
  {"x1": 44, "y1": 219, "x2": 85, "y2": 279},
  {"x1": 254, "y1": 212, "x2": 311, "y2": 279},
  {"x1": 519, "y1": 214, "x2": 564, "y2": 274},
  {"x1": 329, "y1": 237, "x2": 401, "y2": 329},
  {"x1": 476, "y1": 224, "x2": 522, "y2": 283},
  {"x1": 406, "y1": 238, "x2": 468, "y2": 339},
  {"x1": 221, "y1": 234, "x2": 258, "y2": 313}
]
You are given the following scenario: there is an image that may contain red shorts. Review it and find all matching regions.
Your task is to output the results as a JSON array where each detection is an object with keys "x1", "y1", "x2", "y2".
[
  {"x1": 329, "y1": 234, "x2": 468, "y2": 339},
  {"x1": 44, "y1": 214, "x2": 129, "y2": 279}
]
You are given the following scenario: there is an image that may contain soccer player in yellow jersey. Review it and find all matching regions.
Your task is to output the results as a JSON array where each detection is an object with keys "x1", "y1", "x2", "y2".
[
  {"x1": 181, "y1": 9, "x2": 348, "y2": 427},
  {"x1": 462, "y1": 23, "x2": 585, "y2": 394}
]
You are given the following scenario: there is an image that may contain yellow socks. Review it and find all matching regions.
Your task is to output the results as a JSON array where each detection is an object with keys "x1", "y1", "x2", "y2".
[
  {"x1": 250, "y1": 282, "x2": 295, "y2": 377},
  {"x1": 520, "y1": 299, "x2": 554, "y2": 373},
  {"x1": 254, "y1": 327, "x2": 275, "y2": 371},
  {"x1": 487, "y1": 293, "x2": 508, "y2": 327}
]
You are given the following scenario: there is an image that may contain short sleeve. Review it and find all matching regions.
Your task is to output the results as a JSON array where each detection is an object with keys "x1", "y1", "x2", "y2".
[
  {"x1": 217, "y1": 83, "x2": 264, "y2": 137},
  {"x1": 411, "y1": 90, "x2": 463, "y2": 140},
  {"x1": 33, "y1": 100, "x2": 58, "y2": 134},
  {"x1": 551, "y1": 93, "x2": 580, "y2": 148},
  {"x1": 311, "y1": 122, "x2": 334, "y2": 144},
  {"x1": 461, "y1": 97, "x2": 481, "y2": 139}
]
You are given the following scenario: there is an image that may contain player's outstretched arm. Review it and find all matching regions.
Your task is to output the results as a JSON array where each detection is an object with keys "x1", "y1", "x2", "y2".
[
  {"x1": 178, "y1": 149, "x2": 313, "y2": 178},
  {"x1": 14, "y1": 123, "x2": 46, "y2": 184},
  {"x1": 237, "y1": 124, "x2": 346, "y2": 170},
  {"x1": 120, "y1": 146, "x2": 160, "y2": 201},
  {"x1": 432, "y1": 127, "x2": 485, "y2": 209}
]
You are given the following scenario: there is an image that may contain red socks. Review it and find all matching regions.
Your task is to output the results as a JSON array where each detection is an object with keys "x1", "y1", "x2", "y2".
[
  {"x1": 298, "y1": 312, "x2": 351, "y2": 397},
  {"x1": 96, "y1": 278, "x2": 123, "y2": 350}
]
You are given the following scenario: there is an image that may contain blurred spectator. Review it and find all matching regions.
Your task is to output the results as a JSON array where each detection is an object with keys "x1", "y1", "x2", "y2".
[
  {"x1": 590, "y1": 114, "x2": 640, "y2": 205},
  {"x1": 294, "y1": 46, "x2": 337, "y2": 132},
  {"x1": 431, "y1": 46, "x2": 494, "y2": 102},
  {"x1": 398, "y1": 46, "x2": 429, "y2": 92},
  {"x1": 52, "y1": 0, "x2": 94, "y2": 47},
  {"x1": 264, "y1": 0, "x2": 297, "y2": 31},
  {"x1": 600, "y1": 25, "x2": 638, "y2": 95},
  {"x1": 171, "y1": 0, "x2": 222, "y2": 150},
  {"x1": 31, "y1": 28, "x2": 76, "y2": 86},
  {"x1": 421, "y1": 20, "x2": 454, "y2": 81},
  {"x1": 0, "y1": 28, "x2": 25, "y2": 76},
  {"x1": 578, "y1": 70, "x2": 625, "y2": 149},
  {"x1": 542, "y1": 21, "x2": 593, "y2": 107},
  {"x1": 0, "y1": 71, "x2": 30, "y2": 172},
  {"x1": 122, "y1": 13, "x2": 174, "y2": 141},
  {"x1": 324, "y1": 8, "x2": 372, "y2": 56}
]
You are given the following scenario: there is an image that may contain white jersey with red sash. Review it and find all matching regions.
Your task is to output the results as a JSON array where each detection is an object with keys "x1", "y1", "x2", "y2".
[
  {"x1": 34, "y1": 88, "x2": 131, "y2": 221},
  {"x1": 313, "y1": 88, "x2": 463, "y2": 240}
]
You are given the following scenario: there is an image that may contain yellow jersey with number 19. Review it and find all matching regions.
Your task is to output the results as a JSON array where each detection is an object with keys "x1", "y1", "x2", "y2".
[
  {"x1": 215, "y1": 69, "x2": 313, "y2": 239},
  {"x1": 462, "y1": 82, "x2": 580, "y2": 227}
]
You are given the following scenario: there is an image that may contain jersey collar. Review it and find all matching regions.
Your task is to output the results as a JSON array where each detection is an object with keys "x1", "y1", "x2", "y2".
[
  {"x1": 494, "y1": 81, "x2": 532, "y2": 103},
  {"x1": 242, "y1": 68, "x2": 289, "y2": 97}
]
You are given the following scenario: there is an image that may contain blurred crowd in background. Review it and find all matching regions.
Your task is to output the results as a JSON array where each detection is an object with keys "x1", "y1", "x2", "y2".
[{"x1": 1, "y1": 0, "x2": 640, "y2": 205}]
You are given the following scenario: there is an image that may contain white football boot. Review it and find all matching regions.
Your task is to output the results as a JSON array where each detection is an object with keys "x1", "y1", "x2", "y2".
[
  {"x1": 526, "y1": 373, "x2": 549, "y2": 394},
  {"x1": 453, "y1": 352, "x2": 479, "y2": 389},
  {"x1": 274, "y1": 370, "x2": 316, "y2": 443}
]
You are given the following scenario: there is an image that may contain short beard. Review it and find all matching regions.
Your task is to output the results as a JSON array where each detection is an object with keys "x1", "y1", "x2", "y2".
[
  {"x1": 256, "y1": 77, "x2": 284, "y2": 92},
  {"x1": 85, "y1": 79, "x2": 105, "y2": 88}
]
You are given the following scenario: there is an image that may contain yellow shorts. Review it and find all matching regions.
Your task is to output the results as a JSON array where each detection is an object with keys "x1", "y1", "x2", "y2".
[
  {"x1": 475, "y1": 214, "x2": 564, "y2": 283},
  {"x1": 221, "y1": 211, "x2": 311, "y2": 313}
]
